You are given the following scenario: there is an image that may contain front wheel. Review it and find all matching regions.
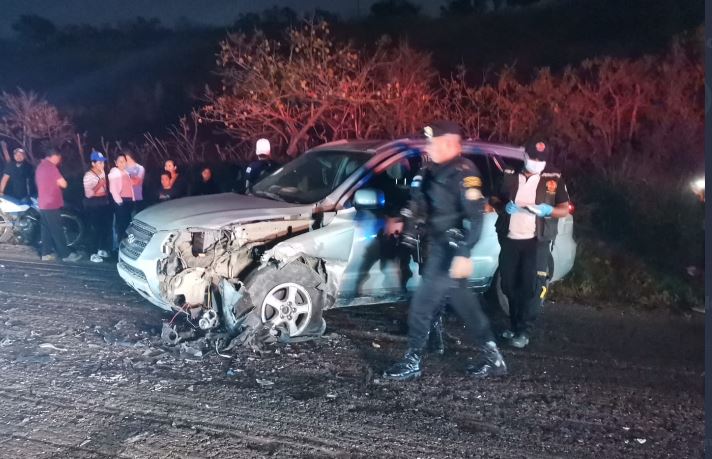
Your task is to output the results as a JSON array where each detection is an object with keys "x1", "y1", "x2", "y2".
[{"x1": 221, "y1": 258, "x2": 327, "y2": 340}]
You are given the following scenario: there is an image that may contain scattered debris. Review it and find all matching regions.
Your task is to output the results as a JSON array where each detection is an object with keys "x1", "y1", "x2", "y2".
[
  {"x1": 14, "y1": 354, "x2": 52, "y2": 364},
  {"x1": 179, "y1": 341, "x2": 204, "y2": 358},
  {"x1": 161, "y1": 323, "x2": 191, "y2": 346},
  {"x1": 126, "y1": 432, "x2": 149, "y2": 444},
  {"x1": 372, "y1": 342, "x2": 381, "y2": 348},
  {"x1": 39, "y1": 343, "x2": 67, "y2": 352},
  {"x1": 215, "y1": 341, "x2": 231, "y2": 358},
  {"x1": 636, "y1": 438, "x2": 647, "y2": 445}
]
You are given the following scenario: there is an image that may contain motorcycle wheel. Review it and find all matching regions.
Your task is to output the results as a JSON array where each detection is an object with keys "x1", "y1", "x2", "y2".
[
  {"x1": 61, "y1": 212, "x2": 84, "y2": 248},
  {"x1": 0, "y1": 210, "x2": 13, "y2": 243}
]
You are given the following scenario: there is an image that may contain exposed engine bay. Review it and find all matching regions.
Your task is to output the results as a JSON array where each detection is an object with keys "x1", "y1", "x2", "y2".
[{"x1": 155, "y1": 217, "x2": 320, "y2": 346}]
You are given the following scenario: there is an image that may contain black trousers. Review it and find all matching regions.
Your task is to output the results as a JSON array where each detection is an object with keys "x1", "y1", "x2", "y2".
[
  {"x1": 39, "y1": 209, "x2": 69, "y2": 258},
  {"x1": 113, "y1": 201, "x2": 134, "y2": 243},
  {"x1": 85, "y1": 200, "x2": 112, "y2": 254},
  {"x1": 499, "y1": 237, "x2": 551, "y2": 335},
  {"x1": 407, "y1": 240, "x2": 494, "y2": 350}
]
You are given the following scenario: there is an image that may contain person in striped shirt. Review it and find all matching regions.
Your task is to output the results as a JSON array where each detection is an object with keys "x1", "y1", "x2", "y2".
[{"x1": 83, "y1": 151, "x2": 112, "y2": 262}]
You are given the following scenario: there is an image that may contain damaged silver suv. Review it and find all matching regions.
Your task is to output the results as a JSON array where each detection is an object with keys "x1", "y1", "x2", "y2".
[{"x1": 117, "y1": 139, "x2": 576, "y2": 340}]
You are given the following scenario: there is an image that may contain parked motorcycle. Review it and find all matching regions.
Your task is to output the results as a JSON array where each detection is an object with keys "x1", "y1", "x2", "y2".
[{"x1": 0, "y1": 195, "x2": 84, "y2": 248}]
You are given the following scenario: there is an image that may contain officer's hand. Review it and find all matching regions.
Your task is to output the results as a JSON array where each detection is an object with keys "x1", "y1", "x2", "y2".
[
  {"x1": 526, "y1": 204, "x2": 554, "y2": 217},
  {"x1": 505, "y1": 201, "x2": 520, "y2": 215},
  {"x1": 449, "y1": 256, "x2": 473, "y2": 279}
]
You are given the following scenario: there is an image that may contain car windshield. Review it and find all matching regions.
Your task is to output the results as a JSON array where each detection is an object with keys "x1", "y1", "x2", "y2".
[{"x1": 251, "y1": 149, "x2": 371, "y2": 204}]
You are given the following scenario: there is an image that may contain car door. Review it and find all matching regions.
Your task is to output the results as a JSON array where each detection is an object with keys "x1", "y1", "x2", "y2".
[
  {"x1": 337, "y1": 150, "x2": 424, "y2": 299},
  {"x1": 463, "y1": 153, "x2": 501, "y2": 288}
]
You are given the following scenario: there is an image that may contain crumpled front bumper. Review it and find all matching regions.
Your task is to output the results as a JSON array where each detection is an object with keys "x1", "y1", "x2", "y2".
[{"x1": 116, "y1": 229, "x2": 173, "y2": 311}]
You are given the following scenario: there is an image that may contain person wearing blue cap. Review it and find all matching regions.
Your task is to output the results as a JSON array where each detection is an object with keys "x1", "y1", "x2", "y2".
[{"x1": 83, "y1": 150, "x2": 112, "y2": 262}]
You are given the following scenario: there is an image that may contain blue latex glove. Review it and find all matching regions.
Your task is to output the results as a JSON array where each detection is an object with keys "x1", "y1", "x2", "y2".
[
  {"x1": 505, "y1": 201, "x2": 520, "y2": 215},
  {"x1": 526, "y1": 204, "x2": 554, "y2": 217}
]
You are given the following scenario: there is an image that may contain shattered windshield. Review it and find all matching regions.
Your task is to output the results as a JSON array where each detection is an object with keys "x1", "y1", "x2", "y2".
[{"x1": 252, "y1": 149, "x2": 371, "y2": 204}]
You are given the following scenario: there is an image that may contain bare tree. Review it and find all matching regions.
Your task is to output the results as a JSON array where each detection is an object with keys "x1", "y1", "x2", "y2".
[{"x1": 0, "y1": 89, "x2": 74, "y2": 163}]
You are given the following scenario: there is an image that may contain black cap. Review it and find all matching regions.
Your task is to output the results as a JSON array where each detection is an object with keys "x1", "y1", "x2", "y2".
[
  {"x1": 525, "y1": 138, "x2": 549, "y2": 161},
  {"x1": 424, "y1": 120, "x2": 462, "y2": 138}
]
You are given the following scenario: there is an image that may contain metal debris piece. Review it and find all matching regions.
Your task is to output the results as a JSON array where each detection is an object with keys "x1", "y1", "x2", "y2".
[
  {"x1": 179, "y1": 342, "x2": 204, "y2": 358},
  {"x1": 198, "y1": 309, "x2": 219, "y2": 330},
  {"x1": 39, "y1": 343, "x2": 67, "y2": 352},
  {"x1": 161, "y1": 323, "x2": 182, "y2": 345}
]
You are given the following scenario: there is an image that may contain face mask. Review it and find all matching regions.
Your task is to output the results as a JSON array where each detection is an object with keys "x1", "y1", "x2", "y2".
[{"x1": 525, "y1": 158, "x2": 546, "y2": 174}]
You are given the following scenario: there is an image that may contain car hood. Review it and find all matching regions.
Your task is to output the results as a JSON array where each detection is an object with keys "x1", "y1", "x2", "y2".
[{"x1": 134, "y1": 193, "x2": 314, "y2": 231}]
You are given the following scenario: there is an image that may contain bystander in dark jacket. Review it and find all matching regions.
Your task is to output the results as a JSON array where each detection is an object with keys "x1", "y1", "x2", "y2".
[
  {"x1": 164, "y1": 159, "x2": 188, "y2": 198},
  {"x1": 0, "y1": 147, "x2": 34, "y2": 200},
  {"x1": 194, "y1": 166, "x2": 221, "y2": 195}
]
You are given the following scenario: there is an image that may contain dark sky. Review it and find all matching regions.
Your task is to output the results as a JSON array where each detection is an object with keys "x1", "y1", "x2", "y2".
[{"x1": 0, "y1": 0, "x2": 445, "y2": 36}]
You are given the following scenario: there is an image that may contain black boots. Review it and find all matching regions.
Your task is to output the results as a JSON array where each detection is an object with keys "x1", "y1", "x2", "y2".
[
  {"x1": 466, "y1": 341, "x2": 508, "y2": 378},
  {"x1": 428, "y1": 315, "x2": 445, "y2": 355},
  {"x1": 383, "y1": 348, "x2": 423, "y2": 381}
]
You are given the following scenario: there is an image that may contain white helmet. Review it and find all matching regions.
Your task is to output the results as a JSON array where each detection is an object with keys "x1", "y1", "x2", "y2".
[{"x1": 255, "y1": 138, "x2": 271, "y2": 157}]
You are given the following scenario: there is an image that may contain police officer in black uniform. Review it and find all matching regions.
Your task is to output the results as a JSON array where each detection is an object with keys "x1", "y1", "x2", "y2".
[
  {"x1": 245, "y1": 138, "x2": 277, "y2": 193},
  {"x1": 491, "y1": 137, "x2": 570, "y2": 348},
  {"x1": 383, "y1": 121, "x2": 507, "y2": 381}
]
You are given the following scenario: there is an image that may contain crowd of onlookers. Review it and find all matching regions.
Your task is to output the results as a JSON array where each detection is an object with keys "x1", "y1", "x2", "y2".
[{"x1": 0, "y1": 139, "x2": 278, "y2": 263}]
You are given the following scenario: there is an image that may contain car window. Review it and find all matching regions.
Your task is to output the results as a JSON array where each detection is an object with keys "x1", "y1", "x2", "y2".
[
  {"x1": 491, "y1": 154, "x2": 524, "y2": 173},
  {"x1": 252, "y1": 150, "x2": 371, "y2": 204},
  {"x1": 489, "y1": 154, "x2": 524, "y2": 196},
  {"x1": 346, "y1": 151, "x2": 423, "y2": 211}
]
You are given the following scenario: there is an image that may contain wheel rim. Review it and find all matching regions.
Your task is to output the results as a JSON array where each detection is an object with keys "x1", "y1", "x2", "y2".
[
  {"x1": 0, "y1": 213, "x2": 12, "y2": 241},
  {"x1": 261, "y1": 282, "x2": 313, "y2": 337},
  {"x1": 62, "y1": 215, "x2": 81, "y2": 247}
]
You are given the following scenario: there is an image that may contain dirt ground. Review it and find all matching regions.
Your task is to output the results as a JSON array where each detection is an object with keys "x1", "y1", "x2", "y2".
[{"x1": 0, "y1": 244, "x2": 704, "y2": 458}]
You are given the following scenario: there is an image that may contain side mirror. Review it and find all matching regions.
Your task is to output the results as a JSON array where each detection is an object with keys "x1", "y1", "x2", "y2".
[{"x1": 353, "y1": 188, "x2": 385, "y2": 210}]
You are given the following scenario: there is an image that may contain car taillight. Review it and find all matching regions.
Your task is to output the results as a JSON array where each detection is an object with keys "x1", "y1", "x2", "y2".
[{"x1": 568, "y1": 202, "x2": 576, "y2": 214}]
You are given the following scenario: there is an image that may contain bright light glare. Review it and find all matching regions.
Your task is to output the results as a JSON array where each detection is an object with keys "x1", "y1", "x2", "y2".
[{"x1": 690, "y1": 177, "x2": 704, "y2": 192}]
